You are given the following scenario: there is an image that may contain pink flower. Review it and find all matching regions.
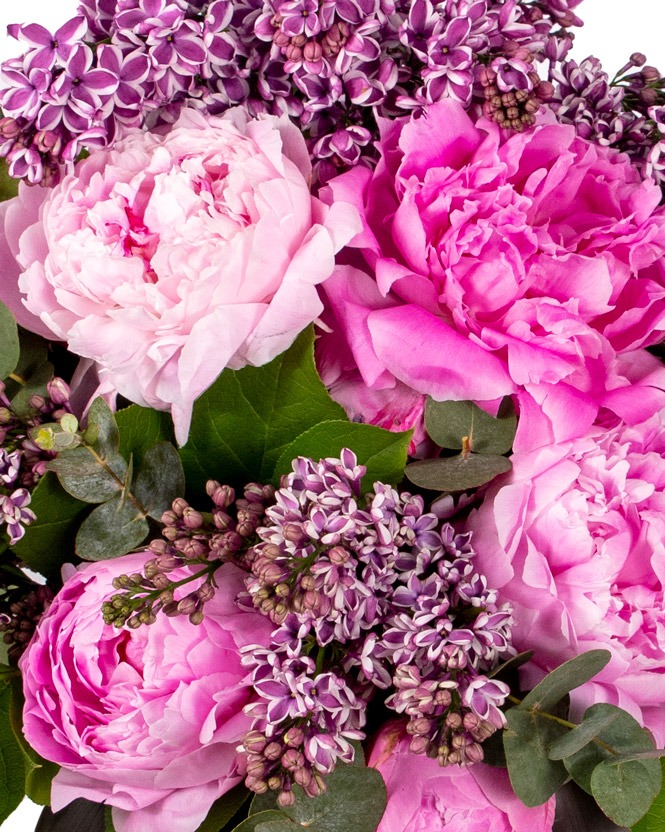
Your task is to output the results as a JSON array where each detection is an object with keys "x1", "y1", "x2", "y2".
[
  {"x1": 19, "y1": 554, "x2": 273, "y2": 832},
  {"x1": 466, "y1": 404, "x2": 665, "y2": 743},
  {"x1": 0, "y1": 107, "x2": 360, "y2": 444},
  {"x1": 368, "y1": 722, "x2": 556, "y2": 832},
  {"x1": 319, "y1": 100, "x2": 665, "y2": 450}
]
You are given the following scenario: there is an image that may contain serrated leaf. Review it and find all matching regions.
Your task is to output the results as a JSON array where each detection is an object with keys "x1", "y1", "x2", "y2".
[
  {"x1": 591, "y1": 758, "x2": 658, "y2": 828},
  {"x1": 195, "y1": 784, "x2": 249, "y2": 832},
  {"x1": 548, "y1": 709, "x2": 621, "y2": 761},
  {"x1": 0, "y1": 681, "x2": 25, "y2": 824},
  {"x1": 503, "y1": 708, "x2": 569, "y2": 806},
  {"x1": 563, "y1": 704, "x2": 659, "y2": 797},
  {"x1": 273, "y1": 421, "x2": 411, "y2": 492},
  {"x1": 425, "y1": 397, "x2": 517, "y2": 454},
  {"x1": 0, "y1": 301, "x2": 20, "y2": 381},
  {"x1": 134, "y1": 443, "x2": 185, "y2": 520},
  {"x1": 231, "y1": 811, "x2": 297, "y2": 832},
  {"x1": 75, "y1": 495, "x2": 149, "y2": 561},
  {"x1": 519, "y1": 650, "x2": 611, "y2": 713},
  {"x1": 85, "y1": 398, "x2": 120, "y2": 457},
  {"x1": 11, "y1": 472, "x2": 89, "y2": 579},
  {"x1": 116, "y1": 405, "x2": 173, "y2": 470},
  {"x1": 180, "y1": 327, "x2": 346, "y2": 498},
  {"x1": 48, "y1": 447, "x2": 127, "y2": 503},
  {"x1": 633, "y1": 760, "x2": 665, "y2": 831},
  {"x1": 10, "y1": 361, "x2": 54, "y2": 417},
  {"x1": 405, "y1": 453, "x2": 512, "y2": 491}
]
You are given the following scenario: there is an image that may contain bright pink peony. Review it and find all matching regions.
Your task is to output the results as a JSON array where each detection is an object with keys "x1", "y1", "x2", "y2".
[
  {"x1": 0, "y1": 107, "x2": 359, "y2": 444},
  {"x1": 318, "y1": 100, "x2": 665, "y2": 450},
  {"x1": 369, "y1": 722, "x2": 555, "y2": 832},
  {"x1": 20, "y1": 554, "x2": 273, "y2": 832},
  {"x1": 466, "y1": 406, "x2": 665, "y2": 743}
]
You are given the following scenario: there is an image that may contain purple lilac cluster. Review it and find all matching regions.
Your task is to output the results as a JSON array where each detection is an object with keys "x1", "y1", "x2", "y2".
[
  {"x1": 0, "y1": 376, "x2": 72, "y2": 544},
  {"x1": 0, "y1": 0, "x2": 579, "y2": 185},
  {"x1": 239, "y1": 450, "x2": 514, "y2": 806},
  {"x1": 102, "y1": 480, "x2": 275, "y2": 628},
  {"x1": 549, "y1": 52, "x2": 665, "y2": 186}
]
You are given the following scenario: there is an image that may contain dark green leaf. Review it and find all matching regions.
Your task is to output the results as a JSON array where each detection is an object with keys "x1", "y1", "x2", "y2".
[
  {"x1": 504, "y1": 708, "x2": 569, "y2": 806},
  {"x1": 48, "y1": 447, "x2": 127, "y2": 503},
  {"x1": 11, "y1": 473, "x2": 89, "y2": 579},
  {"x1": 632, "y1": 760, "x2": 665, "y2": 831},
  {"x1": 85, "y1": 398, "x2": 120, "y2": 457},
  {"x1": 488, "y1": 650, "x2": 535, "y2": 679},
  {"x1": 591, "y1": 759, "x2": 658, "y2": 828},
  {"x1": 134, "y1": 443, "x2": 185, "y2": 520},
  {"x1": 4, "y1": 329, "x2": 49, "y2": 398},
  {"x1": 195, "y1": 785, "x2": 249, "y2": 832},
  {"x1": 10, "y1": 361, "x2": 54, "y2": 418},
  {"x1": 519, "y1": 651, "x2": 611, "y2": 713},
  {"x1": 180, "y1": 328, "x2": 346, "y2": 498},
  {"x1": 0, "y1": 681, "x2": 25, "y2": 824},
  {"x1": 116, "y1": 405, "x2": 174, "y2": 470},
  {"x1": 104, "y1": 806, "x2": 116, "y2": 832},
  {"x1": 425, "y1": 397, "x2": 517, "y2": 454},
  {"x1": 75, "y1": 495, "x2": 149, "y2": 560},
  {"x1": 0, "y1": 301, "x2": 20, "y2": 381},
  {"x1": 0, "y1": 159, "x2": 18, "y2": 202},
  {"x1": 548, "y1": 709, "x2": 621, "y2": 761},
  {"x1": 231, "y1": 811, "x2": 297, "y2": 832},
  {"x1": 273, "y1": 421, "x2": 411, "y2": 491},
  {"x1": 405, "y1": 453, "x2": 512, "y2": 491},
  {"x1": 563, "y1": 704, "x2": 659, "y2": 796},
  {"x1": 36, "y1": 799, "x2": 105, "y2": 832}
]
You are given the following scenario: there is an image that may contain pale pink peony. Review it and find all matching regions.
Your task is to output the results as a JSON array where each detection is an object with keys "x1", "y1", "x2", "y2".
[
  {"x1": 368, "y1": 722, "x2": 556, "y2": 832},
  {"x1": 20, "y1": 554, "x2": 273, "y2": 832},
  {"x1": 0, "y1": 107, "x2": 359, "y2": 444},
  {"x1": 318, "y1": 100, "x2": 665, "y2": 450},
  {"x1": 466, "y1": 406, "x2": 665, "y2": 743}
]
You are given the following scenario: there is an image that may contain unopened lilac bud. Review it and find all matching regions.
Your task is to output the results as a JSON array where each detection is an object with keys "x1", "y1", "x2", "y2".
[
  {"x1": 299, "y1": 574, "x2": 316, "y2": 591},
  {"x1": 293, "y1": 766, "x2": 312, "y2": 786},
  {"x1": 172, "y1": 498, "x2": 189, "y2": 517},
  {"x1": 642, "y1": 66, "x2": 661, "y2": 82},
  {"x1": 182, "y1": 507, "x2": 204, "y2": 529},
  {"x1": 465, "y1": 743, "x2": 484, "y2": 764},
  {"x1": 283, "y1": 726, "x2": 305, "y2": 747},
  {"x1": 263, "y1": 741, "x2": 282, "y2": 761},
  {"x1": 282, "y1": 748, "x2": 305, "y2": 770},
  {"x1": 47, "y1": 377, "x2": 70, "y2": 405},
  {"x1": 328, "y1": 546, "x2": 349, "y2": 565},
  {"x1": 0, "y1": 117, "x2": 20, "y2": 139},
  {"x1": 283, "y1": 523, "x2": 307, "y2": 544},
  {"x1": 174, "y1": 538, "x2": 207, "y2": 558},
  {"x1": 152, "y1": 573, "x2": 171, "y2": 590},
  {"x1": 445, "y1": 712, "x2": 462, "y2": 731},
  {"x1": 213, "y1": 509, "x2": 232, "y2": 530},
  {"x1": 409, "y1": 735, "x2": 430, "y2": 755},
  {"x1": 631, "y1": 52, "x2": 647, "y2": 67},
  {"x1": 246, "y1": 758, "x2": 267, "y2": 778},
  {"x1": 267, "y1": 774, "x2": 283, "y2": 791},
  {"x1": 197, "y1": 583, "x2": 216, "y2": 602},
  {"x1": 177, "y1": 595, "x2": 197, "y2": 616},
  {"x1": 278, "y1": 788, "x2": 295, "y2": 808},
  {"x1": 244, "y1": 731, "x2": 267, "y2": 754}
]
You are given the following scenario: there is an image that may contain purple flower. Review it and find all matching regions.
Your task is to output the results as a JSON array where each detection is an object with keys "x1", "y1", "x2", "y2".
[
  {"x1": 7, "y1": 17, "x2": 88, "y2": 72},
  {"x1": 0, "y1": 488, "x2": 36, "y2": 544}
]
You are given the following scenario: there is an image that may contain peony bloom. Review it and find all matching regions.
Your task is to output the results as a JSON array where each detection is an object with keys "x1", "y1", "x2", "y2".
[
  {"x1": 318, "y1": 99, "x2": 665, "y2": 450},
  {"x1": 466, "y1": 407, "x2": 665, "y2": 744},
  {"x1": 368, "y1": 722, "x2": 556, "y2": 832},
  {"x1": 0, "y1": 107, "x2": 359, "y2": 444},
  {"x1": 20, "y1": 554, "x2": 273, "y2": 832}
]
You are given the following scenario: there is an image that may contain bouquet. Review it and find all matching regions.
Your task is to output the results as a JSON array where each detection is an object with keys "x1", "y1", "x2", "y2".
[{"x1": 1, "y1": 1, "x2": 665, "y2": 831}]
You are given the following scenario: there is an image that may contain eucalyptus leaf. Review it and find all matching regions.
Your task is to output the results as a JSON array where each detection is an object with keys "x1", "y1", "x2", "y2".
[
  {"x1": 503, "y1": 707, "x2": 569, "y2": 806},
  {"x1": 548, "y1": 709, "x2": 621, "y2": 761},
  {"x1": 134, "y1": 443, "x2": 185, "y2": 520},
  {"x1": 425, "y1": 397, "x2": 517, "y2": 454},
  {"x1": 0, "y1": 681, "x2": 25, "y2": 824},
  {"x1": 85, "y1": 398, "x2": 120, "y2": 457},
  {"x1": 75, "y1": 495, "x2": 149, "y2": 561},
  {"x1": 0, "y1": 301, "x2": 20, "y2": 381},
  {"x1": 116, "y1": 405, "x2": 174, "y2": 470},
  {"x1": 273, "y1": 420, "x2": 411, "y2": 492},
  {"x1": 180, "y1": 327, "x2": 346, "y2": 498},
  {"x1": 591, "y1": 759, "x2": 658, "y2": 828},
  {"x1": 405, "y1": 453, "x2": 512, "y2": 491},
  {"x1": 632, "y1": 760, "x2": 665, "y2": 831},
  {"x1": 11, "y1": 472, "x2": 89, "y2": 579},
  {"x1": 231, "y1": 811, "x2": 297, "y2": 832},
  {"x1": 519, "y1": 650, "x2": 611, "y2": 713},
  {"x1": 487, "y1": 650, "x2": 535, "y2": 679},
  {"x1": 48, "y1": 447, "x2": 127, "y2": 504}
]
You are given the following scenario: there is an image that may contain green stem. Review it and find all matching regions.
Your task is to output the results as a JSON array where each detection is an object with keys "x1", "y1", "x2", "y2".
[{"x1": 84, "y1": 444, "x2": 148, "y2": 516}]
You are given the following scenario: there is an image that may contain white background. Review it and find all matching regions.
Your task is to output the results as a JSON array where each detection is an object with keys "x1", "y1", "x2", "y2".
[{"x1": 0, "y1": 0, "x2": 664, "y2": 830}]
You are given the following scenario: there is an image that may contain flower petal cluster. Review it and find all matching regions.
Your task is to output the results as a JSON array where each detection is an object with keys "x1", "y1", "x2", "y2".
[
  {"x1": 0, "y1": 107, "x2": 359, "y2": 444},
  {"x1": 20, "y1": 553, "x2": 273, "y2": 832},
  {"x1": 318, "y1": 99, "x2": 665, "y2": 450},
  {"x1": 466, "y1": 406, "x2": 665, "y2": 744}
]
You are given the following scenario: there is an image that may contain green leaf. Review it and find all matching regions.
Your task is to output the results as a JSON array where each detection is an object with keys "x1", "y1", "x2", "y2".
[
  {"x1": 404, "y1": 453, "x2": 512, "y2": 491},
  {"x1": 0, "y1": 681, "x2": 25, "y2": 824},
  {"x1": 180, "y1": 327, "x2": 346, "y2": 498},
  {"x1": 105, "y1": 806, "x2": 116, "y2": 832},
  {"x1": 85, "y1": 398, "x2": 120, "y2": 457},
  {"x1": 249, "y1": 760, "x2": 386, "y2": 832},
  {"x1": 75, "y1": 495, "x2": 149, "y2": 561},
  {"x1": 425, "y1": 397, "x2": 517, "y2": 454},
  {"x1": 116, "y1": 405, "x2": 174, "y2": 470},
  {"x1": 195, "y1": 784, "x2": 250, "y2": 832},
  {"x1": 11, "y1": 472, "x2": 89, "y2": 579},
  {"x1": 5, "y1": 328, "x2": 49, "y2": 392},
  {"x1": 503, "y1": 707, "x2": 569, "y2": 806},
  {"x1": 48, "y1": 446, "x2": 127, "y2": 503},
  {"x1": 10, "y1": 361, "x2": 54, "y2": 418},
  {"x1": 548, "y1": 708, "x2": 621, "y2": 761},
  {"x1": 134, "y1": 443, "x2": 185, "y2": 520},
  {"x1": 519, "y1": 650, "x2": 611, "y2": 713},
  {"x1": 632, "y1": 760, "x2": 665, "y2": 831},
  {"x1": 0, "y1": 159, "x2": 18, "y2": 202},
  {"x1": 273, "y1": 421, "x2": 411, "y2": 491},
  {"x1": 563, "y1": 704, "x2": 660, "y2": 796},
  {"x1": 0, "y1": 302, "x2": 20, "y2": 381},
  {"x1": 591, "y1": 758, "x2": 659, "y2": 828},
  {"x1": 231, "y1": 811, "x2": 297, "y2": 832}
]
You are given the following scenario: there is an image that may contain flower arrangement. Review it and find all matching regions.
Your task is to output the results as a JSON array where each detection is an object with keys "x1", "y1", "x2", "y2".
[{"x1": 1, "y1": 2, "x2": 665, "y2": 832}]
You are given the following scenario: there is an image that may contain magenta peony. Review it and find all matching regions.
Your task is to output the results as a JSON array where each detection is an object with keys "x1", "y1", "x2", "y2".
[
  {"x1": 0, "y1": 107, "x2": 359, "y2": 444},
  {"x1": 20, "y1": 554, "x2": 273, "y2": 832},
  {"x1": 368, "y1": 722, "x2": 556, "y2": 832},
  {"x1": 466, "y1": 407, "x2": 665, "y2": 743},
  {"x1": 318, "y1": 99, "x2": 665, "y2": 450}
]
